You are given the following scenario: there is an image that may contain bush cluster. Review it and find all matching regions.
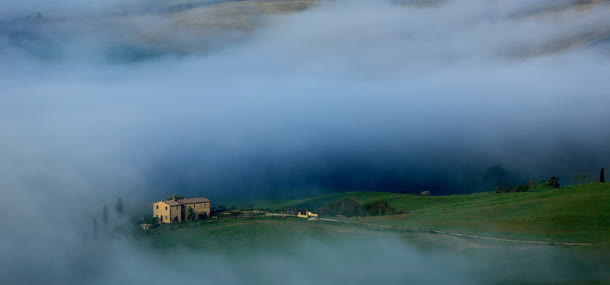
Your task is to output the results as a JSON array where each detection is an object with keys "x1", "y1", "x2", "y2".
[
  {"x1": 495, "y1": 184, "x2": 529, "y2": 193},
  {"x1": 319, "y1": 198, "x2": 400, "y2": 217}
]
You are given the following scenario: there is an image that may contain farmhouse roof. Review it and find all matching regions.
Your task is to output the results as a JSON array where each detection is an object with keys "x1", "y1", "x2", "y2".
[
  {"x1": 162, "y1": 200, "x2": 181, "y2": 206},
  {"x1": 177, "y1": 197, "x2": 210, "y2": 204}
]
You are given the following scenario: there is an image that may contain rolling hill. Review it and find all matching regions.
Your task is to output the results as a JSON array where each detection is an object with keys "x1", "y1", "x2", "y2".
[
  {"x1": 228, "y1": 183, "x2": 610, "y2": 243},
  {"x1": 139, "y1": 183, "x2": 609, "y2": 283}
]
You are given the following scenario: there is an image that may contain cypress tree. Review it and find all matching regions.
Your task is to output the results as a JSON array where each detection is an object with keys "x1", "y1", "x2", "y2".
[
  {"x1": 93, "y1": 218, "x2": 98, "y2": 238},
  {"x1": 102, "y1": 204, "x2": 109, "y2": 226},
  {"x1": 601, "y1": 168, "x2": 606, "y2": 183},
  {"x1": 116, "y1": 197, "x2": 124, "y2": 216}
]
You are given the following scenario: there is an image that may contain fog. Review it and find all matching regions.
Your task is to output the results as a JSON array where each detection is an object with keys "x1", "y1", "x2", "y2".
[{"x1": 1, "y1": 0, "x2": 609, "y2": 283}]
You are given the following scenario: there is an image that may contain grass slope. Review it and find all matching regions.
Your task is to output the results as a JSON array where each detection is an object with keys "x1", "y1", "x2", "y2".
[
  {"x1": 145, "y1": 217, "x2": 405, "y2": 252},
  {"x1": 241, "y1": 183, "x2": 610, "y2": 243}
]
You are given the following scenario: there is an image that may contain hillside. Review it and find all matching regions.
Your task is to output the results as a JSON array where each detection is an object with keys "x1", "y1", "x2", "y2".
[
  {"x1": 142, "y1": 217, "x2": 609, "y2": 283},
  {"x1": 232, "y1": 183, "x2": 610, "y2": 243},
  {"x1": 140, "y1": 183, "x2": 609, "y2": 283}
]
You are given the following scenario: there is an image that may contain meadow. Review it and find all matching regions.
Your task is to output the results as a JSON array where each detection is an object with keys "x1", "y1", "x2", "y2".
[
  {"x1": 142, "y1": 213, "x2": 609, "y2": 283},
  {"x1": 138, "y1": 183, "x2": 609, "y2": 283},
  {"x1": 225, "y1": 183, "x2": 610, "y2": 243}
]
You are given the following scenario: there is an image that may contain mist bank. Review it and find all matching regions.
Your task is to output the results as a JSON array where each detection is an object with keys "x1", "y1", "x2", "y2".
[
  {"x1": 2, "y1": 1, "x2": 610, "y2": 203},
  {"x1": 3, "y1": 217, "x2": 608, "y2": 285},
  {"x1": 1, "y1": 1, "x2": 610, "y2": 283}
]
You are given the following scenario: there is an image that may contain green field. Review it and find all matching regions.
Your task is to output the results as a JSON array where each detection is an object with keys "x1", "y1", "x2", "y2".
[
  {"x1": 146, "y1": 217, "x2": 405, "y2": 251},
  {"x1": 141, "y1": 184, "x2": 610, "y2": 283},
  {"x1": 142, "y1": 216, "x2": 609, "y2": 283},
  {"x1": 228, "y1": 183, "x2": 610, "y2": 243}
]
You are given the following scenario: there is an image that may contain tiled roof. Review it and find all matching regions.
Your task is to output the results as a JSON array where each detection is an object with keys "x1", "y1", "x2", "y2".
[
  {"x1": 177, "y1": 197, "x2": 210, "y2": 204},
  {"x1": 162, "y1": 200, "x2": 181, "y2": 206}
]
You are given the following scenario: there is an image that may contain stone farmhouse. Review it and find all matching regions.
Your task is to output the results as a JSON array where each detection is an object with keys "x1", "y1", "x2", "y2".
[{"x1": 153, "y1": 196, "x2": 211, "y2": 223}]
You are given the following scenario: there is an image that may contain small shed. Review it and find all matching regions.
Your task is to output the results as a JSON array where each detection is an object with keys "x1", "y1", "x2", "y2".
[{"x1": 420, "y1": 191, "x2": 431, "y2": 196}]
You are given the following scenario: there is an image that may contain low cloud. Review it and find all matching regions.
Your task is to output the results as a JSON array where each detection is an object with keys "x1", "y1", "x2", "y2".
[{"x1": 0, "y1": 1, "x2": 609, "y2": 282}]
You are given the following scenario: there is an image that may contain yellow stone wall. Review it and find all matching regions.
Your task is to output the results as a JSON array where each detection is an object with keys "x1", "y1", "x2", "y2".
[
  {"x1": 183, "y1": 202, "x2": 211, "y2": 220},
  {"x1": 169, "y1": 205, "x2": 181, "y2": 222},
  {"x1": 153, "y1": 200, "x2": 211, "y2": 223},
  {"x1": 153, "y1": 201, "x2": 171, "y2": 223}
]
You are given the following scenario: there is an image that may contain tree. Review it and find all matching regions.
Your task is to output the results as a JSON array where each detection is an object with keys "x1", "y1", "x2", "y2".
[
  {"x1": 528, "y1": 179, "x2": 537, "y2": 189},
  {"x1": 173, "y1": 216, "x2": 179, "y2": 223},
  {"x1": 102, "y1": 204, "x2": 109, "y2": 226},
  {"x1": 145, "y1": 216, "x2": 159, "y2": 225},
  {"x1": 115, "y1": 197, "x2": 124, "y2": 216},
  {"x1": 548, "y1": 176, "x2": 560, "y2": 188},
  {"x1": 165, "y1": 194, "x2": 184, "y2": 201},
  {"x1": 601, "y1": 168, "x2": 606, "y2": 183},
  {"x1": 364, "y1": 200, "x2": 389, "y2": 216},
  {"x1": 515, "y1": 184, "x2": 529, "y2": 192},
  {"x1": 230, "y1": 205, "x2": 237, "y2": 211},
  {"x1": 319, "y1": 197, "x2": 361, "y2": 217},
  {"x1": 92, "y1": 218, "x2": 98, "y2": 238},
  {"x1": 187, "y1": 207, "x2": 195, "y2": 220}
]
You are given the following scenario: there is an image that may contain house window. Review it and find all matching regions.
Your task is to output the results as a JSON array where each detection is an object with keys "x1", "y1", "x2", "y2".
[
  {"x1": 156, "y1": 205, "x2": 158, "y2": 209},
  {"x1": 160, "y1": 215, "x2": 163, "y2": 221},
  {"x1": 194, "y1": 204, "x2": 196, "y2": 208},
  {"x1": 165, "y1": 206, "x2": 168, "y2": 210},
  {"x1": 165, "y1": 216, "x2": 168, "y2": 220}
]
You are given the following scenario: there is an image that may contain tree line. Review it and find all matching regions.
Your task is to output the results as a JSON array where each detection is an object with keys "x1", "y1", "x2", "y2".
[
  {"x1": 318, "y1": 197, "x2": 404, "y2": 217},
  {"x1": 495, "y1": 168, "x2": 606, "y2": 194}
]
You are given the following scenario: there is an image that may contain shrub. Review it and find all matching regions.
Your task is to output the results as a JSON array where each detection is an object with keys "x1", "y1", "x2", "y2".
[
  {"x1": 141, "y1": 216, "x2": 159, "y2": 227},
  {"x1": 515, "y1": 184, "x2": 529, "y2": 192},
  {"x1": 548, "y1": 176, "x2": 560, "y2": 188},
  {"x1": 528, "y1": 179, "x2": 537, "y2": 189},
  {"x1": 319, "y1": 197, "x2": 361, "y2": 217},
  {"x1": 187, "y1": 207, "x2": 195, "y2": 220},
  {"x1": 496, "y1": 184, "x2": 529, "y2": 193},
  {"x1": 363, "y1": 200, "x2": 389, "y2": 216}
]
